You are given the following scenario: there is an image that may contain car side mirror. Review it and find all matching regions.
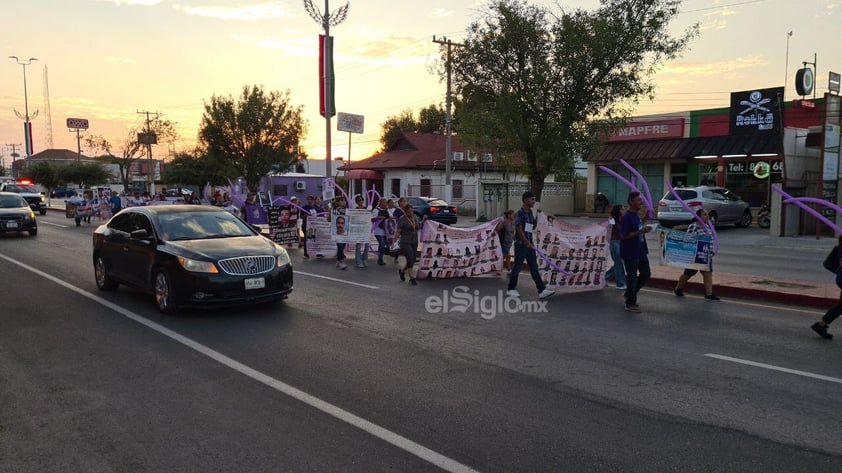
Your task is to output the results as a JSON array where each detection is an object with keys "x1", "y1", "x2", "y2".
[{"x1": 131, "y1": 228, "x2": 151, "y2": 240}]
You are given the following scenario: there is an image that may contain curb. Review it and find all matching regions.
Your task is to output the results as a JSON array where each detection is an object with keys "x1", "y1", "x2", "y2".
[{"x1": 646, "y1": 277, "x2": 835, "y2": 309}]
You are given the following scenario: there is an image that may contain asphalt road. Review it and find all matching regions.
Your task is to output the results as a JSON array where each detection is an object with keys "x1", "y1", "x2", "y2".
[{"x1": 1, "y1": 212, "x2": 840, "y2": 472}]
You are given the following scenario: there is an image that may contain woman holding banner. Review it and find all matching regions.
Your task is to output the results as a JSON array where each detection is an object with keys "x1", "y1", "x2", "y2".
[{"x1": 673, "y1": 209, "x2": 719, "y2": 300}]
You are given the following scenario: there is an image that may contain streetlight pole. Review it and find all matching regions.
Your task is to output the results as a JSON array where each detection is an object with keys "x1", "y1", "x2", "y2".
[
  {"x1": 303, "y1": 0, "x2": 349, "y2": 178},
  {"x1": 9, "y1": 56, "x2": 39, "y2": 158}
]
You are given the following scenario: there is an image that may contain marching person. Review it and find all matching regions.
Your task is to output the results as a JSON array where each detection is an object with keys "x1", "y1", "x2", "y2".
[
  {"x1": 673, "y1": 209, "x2": 719, "y2": 300},
  {"x1": 620, "y1": 192, "x2": 652, "y2": 313},
  {"x1": 811, "y1": 235, "x2": 842, "y2": 340},
  {"x1": 354, "y1": 195, "x2": 369, "y2": 268},
  {"x1": 605, "y1": 205, "x2": 626, "y2": 291},
  {"x1": 495, "y1": 210, "x2": 515, "y2": 275},
  {"x1": 392, "y1": 202, "x2": 421, "y2": 285},
  {"x1": 506, "y1": 191, "x2": 555, "y2": 300}
]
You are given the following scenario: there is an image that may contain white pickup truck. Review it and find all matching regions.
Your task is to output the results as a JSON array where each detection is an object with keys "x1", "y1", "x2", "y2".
[{"x1": 0, "y1": 182, "x2": 48, "y2": 215}]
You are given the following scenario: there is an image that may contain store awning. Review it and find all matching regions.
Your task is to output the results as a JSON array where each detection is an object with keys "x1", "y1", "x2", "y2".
[
  {"x1": 588, "y1": 138, "x2": 687, "y2": 162},
  {"x1": 345, "y1": 169, "x2": 384, "y2": 180},
  {"x1": 679, "y1": 133, "x2": 782, "y2": 159}
]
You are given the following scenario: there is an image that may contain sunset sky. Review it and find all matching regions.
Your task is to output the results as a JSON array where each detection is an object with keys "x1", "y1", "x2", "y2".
[{"x1": 1, "y1": 0, "x2": 839, "y2": 173}]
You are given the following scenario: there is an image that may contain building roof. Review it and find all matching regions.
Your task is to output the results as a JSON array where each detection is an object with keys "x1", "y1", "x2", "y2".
[
  {"x1": 27, "y1": 148, "x2": 95, "y2": 161},
  {"x1": 341, "y1": 132, "x2": 515, "y2": 172}
]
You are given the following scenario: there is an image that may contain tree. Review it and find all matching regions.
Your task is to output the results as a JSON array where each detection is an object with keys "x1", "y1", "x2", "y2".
[
  {"x1": 56, "y1": 162, "x2": 112, "y2": 189},
  {"x1": 199, "y1": 85, "x2": 307, "y2": 193},
  {"x1": 85, "y1": 116, "x2": 178, "y2": 193},
  {"x1": 23, "y1": 161, "x2": 60, "y2": 193},
  {"x1": 161, "y1": 150, "x2": 235, "y2": 194},
  {"x1": 379, "y1": 104, "x2": 447, "y2": 150},
  {"x1": 448, "y1": 0, "x2": 698, "y2": 199}
]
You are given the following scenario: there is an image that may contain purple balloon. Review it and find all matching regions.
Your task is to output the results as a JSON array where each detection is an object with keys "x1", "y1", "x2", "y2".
[
  {"x1": 775, "y1": 189, "x2": 842, "y2": 236},
  {"x1": 598, "y1": 166, "x2": 653, "y2": 216},
  {"x1": 620, "y1": 159, "x2": 655, "y2": 219},
  {"x1": 535, "y1": 248, "x2": 572, "y2": 276}
]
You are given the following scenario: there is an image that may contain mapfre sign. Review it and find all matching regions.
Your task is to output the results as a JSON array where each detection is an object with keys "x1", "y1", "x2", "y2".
[{"x1": 66, "y1": 118, "x2": 89, "y2": 129}]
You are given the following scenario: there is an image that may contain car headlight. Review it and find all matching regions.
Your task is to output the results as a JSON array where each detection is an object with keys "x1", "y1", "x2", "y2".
[
  {"x1": 26, "y1": 211, "x2": 35, "y2": 220},
  {"x1": 276, "y1": 248, "x2": 291, "y2": 267},
  {"x1": 40, "y1": 196, "x2": 46, "y2": 202},
  {"x1": 178, "y1": 257, "x2": 219, "y2": 273}
]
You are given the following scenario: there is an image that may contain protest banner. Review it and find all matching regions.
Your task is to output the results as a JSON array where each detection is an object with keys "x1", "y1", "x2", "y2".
[
  {"x1": 268, "y1": 205, "x2": 300, "y2": 246},
  {"x1": 535, "y1": 213, "x2": 609, "y2": 291},
  {"x1": 416, "y1": 218, "x2": 503, "y2": 279}
]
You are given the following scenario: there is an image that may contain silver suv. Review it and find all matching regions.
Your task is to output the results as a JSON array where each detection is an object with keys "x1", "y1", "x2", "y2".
[{"x1": 657, "y1": 186, "x2": 751, "y2": 228}]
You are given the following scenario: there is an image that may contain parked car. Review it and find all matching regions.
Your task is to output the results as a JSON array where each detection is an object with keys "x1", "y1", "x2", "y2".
[
  {"x1": 0, "y1": 192, "x2": 38, "y2": 236},
  {"x1": 50, "y1": 187, "x2": 77, "y2": 198},
  {"x1": 0, "y1": 182, "x2": 47, "y2": 215},
  {"x1": 92, "y1": 205, "x2": 293, "y2": 313},
  {"x1": 657, "y1": 186, "x2": 751, "y2": 228},
  {"x1": 406, "y1": 196, "x2": 458, "y2": 225}
]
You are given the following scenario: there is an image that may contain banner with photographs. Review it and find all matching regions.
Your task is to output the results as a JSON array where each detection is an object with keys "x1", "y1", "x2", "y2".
[
  {"x1": 268, "y1": 205, "x2": 300, "y2": 246},
  {"x1": 535, "y1": 213, "x2": 609, "y2": 291},
  {"x1": 304, "y1": 215, "x2": 334, "y2": 257},
  {"x1": 331, "y1": 208, "x2": 371, "y2": 243},
  {"x1": 657, "y1": 227, "x2": 712, "y2": 271},
  {"x1": 416, "y1": 218, "x2": 504, "y2": 280},
  {"x1": 243, "y1": 203, "x2": 268, "y2": 225}
]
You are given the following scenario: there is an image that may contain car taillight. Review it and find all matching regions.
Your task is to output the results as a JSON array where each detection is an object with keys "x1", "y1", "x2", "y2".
[
  {"x1": 658, "y1": 201, "x2": 668, "y2": 207},
  {"x1": 688, "y1": 201, "x2": 703, "y2": 207},
  {"x1": 430, "y1": 206, "x2": 440, "y2": 212}
]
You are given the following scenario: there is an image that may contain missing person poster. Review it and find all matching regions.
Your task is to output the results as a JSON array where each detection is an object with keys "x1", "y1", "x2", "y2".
[
  {"x1": 268, "y1": 205, "x2": 300, "y2": 246},
  {"x1": 658, "y1": 227, "x2": 712, "y2": 271},
  {"x1": 416, "y1": 218, "x2": 503, "y2": 279}
]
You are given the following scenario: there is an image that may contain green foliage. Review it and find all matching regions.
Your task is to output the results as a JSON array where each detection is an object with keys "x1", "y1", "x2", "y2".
[
  {"x1": 379, "y1": 104, "x2": 447, "y2": 150},
  {"x1": 199, "y1": 85, "x2": 307, "y2": 193},
  {"x1": 162, "y1": 150, "x2": 235, "y2": 192},
  {"x1": 24, "y1": 161, "x2": 60, "y2": 190},
  {"x1": 57, "y1": 162, "x2": 112, "y2": 187},
  {"x1": 449, "y1": 0, "x2": 697, "y2": 199}
]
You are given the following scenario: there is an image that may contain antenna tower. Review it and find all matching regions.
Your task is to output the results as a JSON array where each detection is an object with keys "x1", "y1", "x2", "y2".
[{"x1": 43, "y1": 64, "x2": 54, "y2": 149}]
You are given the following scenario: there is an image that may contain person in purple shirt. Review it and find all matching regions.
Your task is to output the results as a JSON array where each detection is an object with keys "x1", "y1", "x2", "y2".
[
  {"x1": 506, "y1": 191, "x2": 555, "y2": 300},
  {"x1": 620, "y1": 192, "x2": 652, "y2": 313}
]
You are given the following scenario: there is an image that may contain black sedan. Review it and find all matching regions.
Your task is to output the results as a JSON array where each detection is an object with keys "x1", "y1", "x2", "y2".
[
  {"x1": 0, "y1": 192, "x2": 38, "y2": 236},
  {"x1": 92, "y1": 205, "x2": 293, "y2": 313},
  {"x1": 406, "y1": 196, "x2": 458, "y2": 225}
]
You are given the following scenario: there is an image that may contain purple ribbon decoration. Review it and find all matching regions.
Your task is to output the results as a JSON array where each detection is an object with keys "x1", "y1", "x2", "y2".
[
  {"x1": 273, "y1": 197, "x2": 311, "y2": 215},
  {"x1": 620, "y1": 159, "x2": 655, "y2": 219},
  {"x1": 598, "y1": 166, "x2": 654, "y2": 217},
  {"x1": 328, "y1": 179, "x2": 351, "y2": 204},
  {"x1": 665, "y1": 180, "x2": 719, "y2": 255},
  {"x1": 773, "y1": 188, "x2": 842, "y2": 235},
  {"x1": 535, "y1": 247, "x2": 572, "y2": 276}
]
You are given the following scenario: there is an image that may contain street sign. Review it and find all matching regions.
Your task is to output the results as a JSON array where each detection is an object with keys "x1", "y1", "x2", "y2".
[
  {"x1": 66, "y1": 117, "x2": 89, "y2": 129},
  {"x1": 337, "y1": 112, "x2": 364, "y2": 134}
]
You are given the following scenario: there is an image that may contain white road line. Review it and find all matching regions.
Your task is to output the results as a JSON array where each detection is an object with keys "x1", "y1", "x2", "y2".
[
  {"x1": 296, "y1": 270, "x2": 379, "y2": 289},
  {"x1": 38, "y1": 221, "x2": 69, "y2": 228},
  {"x1": 0, "y1": 254, "x2": 476, "y2": 473},
  {"x1": 704, "y1": 353, "x2": 842, "y2": 384}
]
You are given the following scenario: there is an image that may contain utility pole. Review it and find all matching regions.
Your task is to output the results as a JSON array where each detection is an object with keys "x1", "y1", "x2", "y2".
[
  {"x1": 6, "y1": 144, "x2": 22, "y2": 179},
  {"x1": 433, "y1": 36, "x2": 462, "y2": 205},
  {"x1": 137, "y1": 110, "x2": 159, "y2": 194}
]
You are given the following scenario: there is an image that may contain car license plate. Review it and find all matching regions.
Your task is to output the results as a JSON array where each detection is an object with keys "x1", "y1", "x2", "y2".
[
  {"x1": 6, "y1": 222, "x2": 18, "y2": 229},
  {"x1": 670, "y1": 206, "x2": 683, "y2": 212},
  {"x1": 244, "y1": 277, "x2": 265, "y2": 290}
]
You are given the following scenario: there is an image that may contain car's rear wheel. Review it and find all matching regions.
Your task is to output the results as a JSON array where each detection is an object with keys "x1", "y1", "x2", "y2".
[
  {"x1": 737, "y1": 209, "x2": 752, "y2": 227},
  {"x1": 154, "y1": 269, "x2": 179, "y2": 314},
  {"x1": 94, "y1": 255, "x2": 119, "y2": 290}
]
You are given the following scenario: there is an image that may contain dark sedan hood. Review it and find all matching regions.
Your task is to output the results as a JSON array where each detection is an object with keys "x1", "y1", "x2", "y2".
[
  {"x1": 0, "y1": 207, "x2": 33, "y2": 217},
  {"x1": 165, "y1": 236, "x2": 279, "y2": 259}
]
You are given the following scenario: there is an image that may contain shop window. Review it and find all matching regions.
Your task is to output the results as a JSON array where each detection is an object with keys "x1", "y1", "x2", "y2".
[{"x1": 420, "y1": 179, "x2": 431, "y2": 197}]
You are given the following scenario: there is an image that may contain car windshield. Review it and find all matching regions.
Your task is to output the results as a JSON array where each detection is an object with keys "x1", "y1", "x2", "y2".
[
  {"x1": 0, "y1": 195, "x2": 27, "y2": 208},
  {"x1": 5, "y1": 184, "x2": 39, "y2": 193},
  {"x1": 426, "y1": 199, "x2": 449, "y2": 206},
  {"x1": 661, "y1": 190, "x2": 697, "y2": 201},
  {"x1": 158, "y1": 212, "x2": 256, "y2": 241}
]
